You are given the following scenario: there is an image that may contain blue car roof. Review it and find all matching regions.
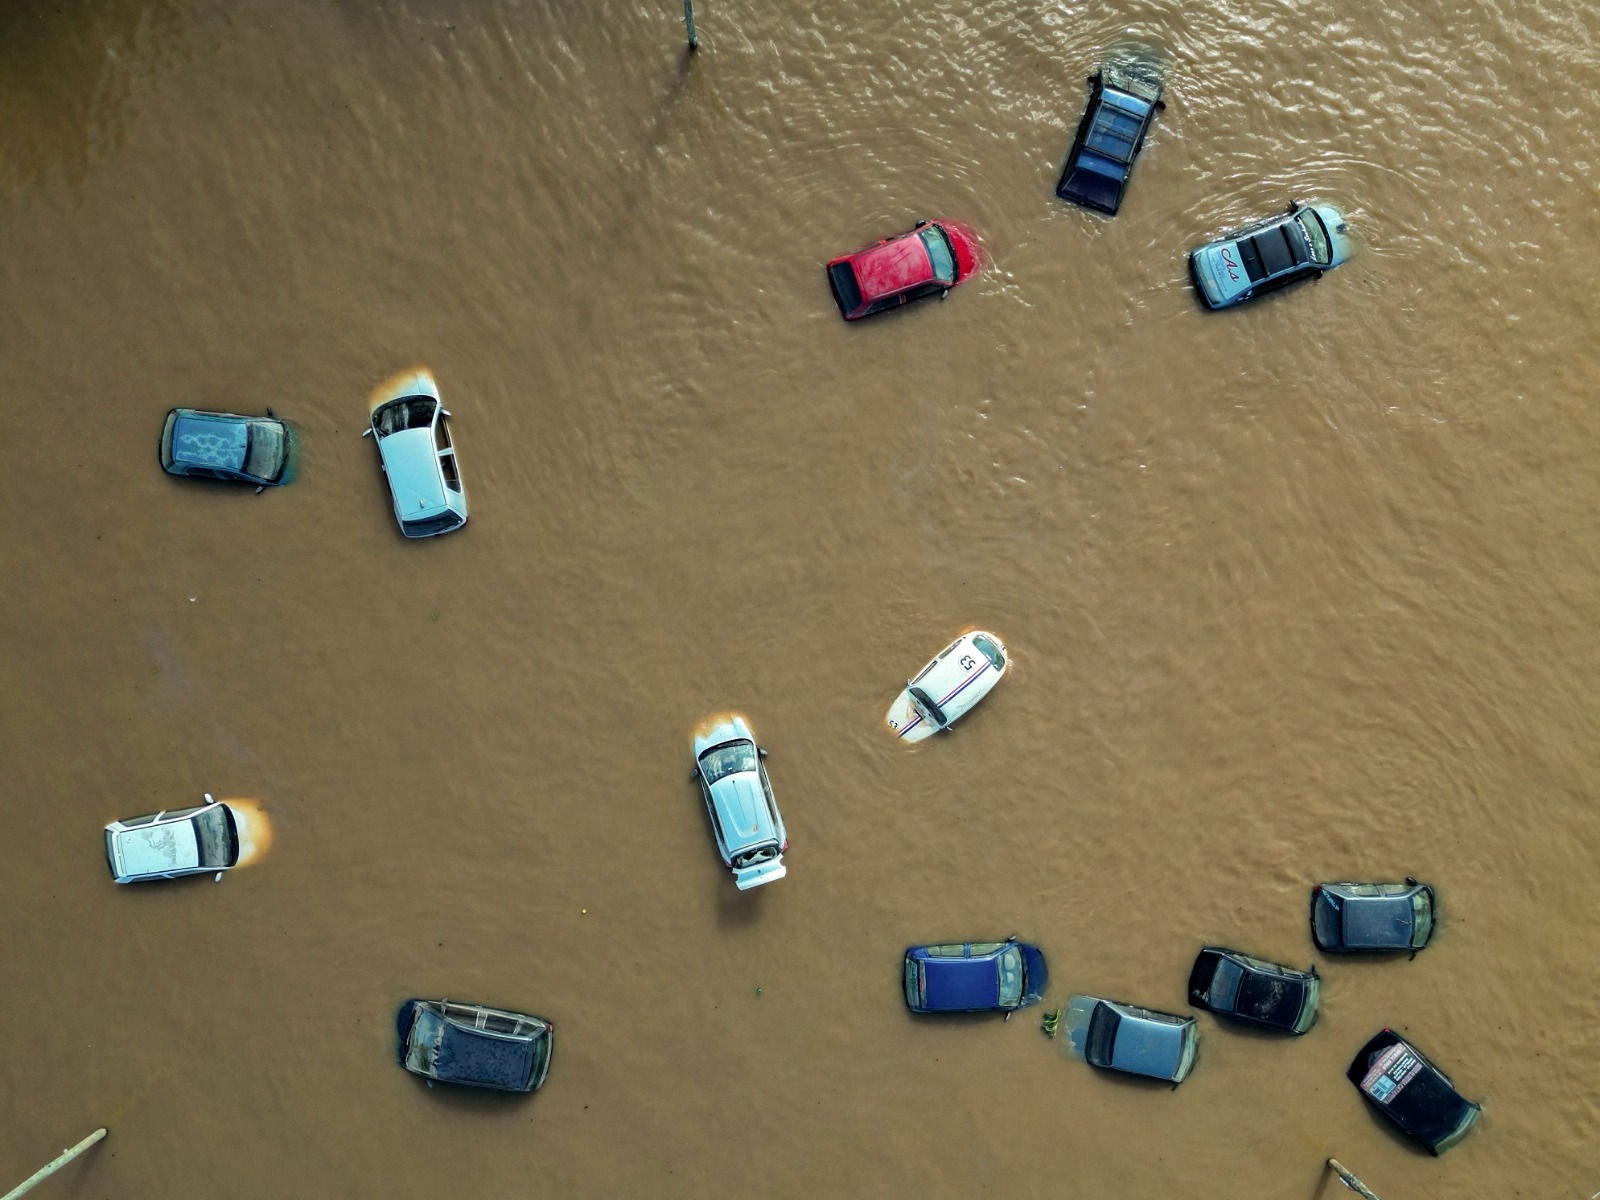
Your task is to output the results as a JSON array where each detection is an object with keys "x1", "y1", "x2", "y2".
[
  {"x1": 431, "y1": 1019, "x2": 536, "y2": 1089},
  {"x1": 170, "y1": 411, "x2": 248, "y2": 471},
  {"x1": 1108, "y1": 1012, "x2": 1189, "y2": 1078},
  {"x1": 922, "y1": 955, "x2": 999, "y2": 1011}
]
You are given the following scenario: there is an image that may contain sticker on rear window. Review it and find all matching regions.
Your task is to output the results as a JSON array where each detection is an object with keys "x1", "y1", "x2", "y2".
[{"x1": 1362, "y1": 1042, "x2": 1424, "y2": 1105}]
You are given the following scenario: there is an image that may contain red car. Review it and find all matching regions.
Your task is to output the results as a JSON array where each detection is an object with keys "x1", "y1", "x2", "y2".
[{"x1": 826, "y1": 220, "x2": 981, "y2": 321}]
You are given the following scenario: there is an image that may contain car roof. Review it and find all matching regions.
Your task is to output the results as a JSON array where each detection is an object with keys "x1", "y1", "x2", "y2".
[
  {"x1": 169, "y1": 410, "x2": 251, "y2": 471},
  {"x1": 377, "y1": 428, "x2": 450, "y2": 516},
  {"x1": 1339, "y1": 892, "x2": 1416, "y2": 948},
  {"x1": 1352, "y1": 1032, "x2": 1478, "y2": 1148},
  {"x1": 921, "y1": 953, "x2": 1000, "y2": 1010},
  {"x1": 850, "y1": 233, "x2": 934, "y2": 302},
  {"x1": 114, "y1": 812, "x2": 201, "y2": 876},
  {"x1": 910, "y1": 634, "x2": 998, "y2": 710},
  {"x1": 1105, "y1": 1003, "x2": 1192, "y2": 1077},
  {"x1": 427, "y1": 1013, "x2": 539, "y2": 1089}
]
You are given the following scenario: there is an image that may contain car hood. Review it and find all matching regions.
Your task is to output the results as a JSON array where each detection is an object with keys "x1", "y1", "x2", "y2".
[
  {"x1": 378, "y1": 428, "x2": 449, "y2": 517},
  {"x1": 1191, "y1": 239, "x2": 1253, "y2": 307},
  {"x1": 114, "y1": 819, "x2": 200, "y2": 877},
  {"x1": 923, "y1": 957, "x2": 1000, "y2": 1010},
  {"x1": 1108, "y1": 1016, "x2": 1190, "y2": 1079},
  {"x1": 707, "y1": 773, "x2": 772, "y2": 844}
]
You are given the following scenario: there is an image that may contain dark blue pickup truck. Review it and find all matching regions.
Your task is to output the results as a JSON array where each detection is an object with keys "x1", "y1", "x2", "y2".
[{"x1": 1055, "y1": 62, "x2": 1165, "y2": 215}]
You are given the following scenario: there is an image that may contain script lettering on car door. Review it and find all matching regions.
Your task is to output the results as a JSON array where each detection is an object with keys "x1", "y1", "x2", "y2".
[{"x1": 1220, "y1": 247, "x2": 1241, "y2": 281}]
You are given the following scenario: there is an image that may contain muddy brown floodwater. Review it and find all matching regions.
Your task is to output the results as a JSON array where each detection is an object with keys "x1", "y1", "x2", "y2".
[{"x1": 4, "y1": 1, "x2": 1600, "y2": 1197}]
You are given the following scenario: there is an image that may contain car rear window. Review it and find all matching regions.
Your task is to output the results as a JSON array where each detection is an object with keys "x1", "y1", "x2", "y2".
[
  {"x1": 972, "y1": 635, "x2": 1005, "y2": 670},
  {"x1": 828, "y1": 261, "x2": 862, "y2": 316},
  {"x1": 1208, "y1": 957, "x2": 1244, "y2": 1010},
  {"x1": 373, "y1": 396, "x2": 437, "y2": 436}
]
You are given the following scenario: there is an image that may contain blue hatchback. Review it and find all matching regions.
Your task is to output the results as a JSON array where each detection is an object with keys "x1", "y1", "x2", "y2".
[{"x1": 903, "y1": 939, "x2": 1048, "y2": 1014}]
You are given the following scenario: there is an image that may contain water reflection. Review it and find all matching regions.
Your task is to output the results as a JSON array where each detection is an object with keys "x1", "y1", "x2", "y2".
[
  {"x1": 0, "y1": 0, "x2": 179, "y2": 188},
  {"x1": 226, "y1": 797, "x2": 274, "y2": 867}
]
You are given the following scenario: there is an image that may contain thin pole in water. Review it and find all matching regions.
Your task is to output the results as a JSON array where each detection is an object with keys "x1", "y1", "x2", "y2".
[
  {"x1": 683, "y1": 0, "x2": 698, "y2": 51},
  {"x1": 1326, "y1": 1158, "x2": 1382, "y2": 1200},
  {"x1": 2, "y1": 1129, "x2": 108, "y2": 1200}
]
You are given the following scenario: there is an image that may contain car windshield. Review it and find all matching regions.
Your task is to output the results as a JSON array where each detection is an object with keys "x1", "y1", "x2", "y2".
[
  {"x1": 972, "y1": 635, "x2": 1004, "y2": 670},
  {"x1": 908, "y1": 685, "x2": 947, "y2": 728},
  {"x1": 1297, "y1": 209, "x2": 1332, "y2": 265},
  {"x1": 243, "y1": 423, "x2": 284, "y2": 480},
  {"x1": 997, "y1": 946, "x2": 1024, "y2": 1007},
  {"x1": 372, "y1": 396, "x2": 437, "y2": 436},
  {"x1": 192, "y1": 804, "x2": 237, "y2": 868},
  {"x1": 699, "y1": 739, "x2": 757, "y2": 786},
  {"x1": 918, "y1": 226, "x2": 957, "y2": 285},
  {"x1": 1411, "y1": 890, "x2": 1434, "y2": 946}
]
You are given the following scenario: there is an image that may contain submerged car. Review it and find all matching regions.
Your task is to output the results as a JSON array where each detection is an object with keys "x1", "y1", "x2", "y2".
[
  {"x1": 826, "y1": 219, "x2": 981, "y2": 321},
  {"x1": 1064, "y1": 995, "x2": 1199, "y2": 1084},
  {"x1": 885, "y1": 630, "x2": 1007, "y2": 742},
  {"x1": 160, "y1": 407, "x2": 296, "y2": 490},
  {"x1": 104, "y1": 793, "x2": 246, "y2": 884},
  {"x1": 1055, "y1": 59, "x2": 1165, "y2": 215},
  {"x1": 1347, "y1": 1029, "x2": 1481, "y2": 1154},
  {"x1": 903, "y1": 939, "x2": 1048, "y2": 1014},
  {"x1": 397, "y1": 998, "x2": 554, "y2": 1093},
  {"x1": 1189, "y1": 200, "x2": 1354, "y2": 310},
  {"x1": 691, "y1": 715, "x2": 787, "y2": 890},
  {"x1": 1311, "y1": 880, "x2": 1435, "y2": 953},
  {"x1": 1187, "y1": 947, "x2": 1319, "y2": 1035},
  {"x1": 363, "y1": 369, "x2": 468, "y2": 538}
]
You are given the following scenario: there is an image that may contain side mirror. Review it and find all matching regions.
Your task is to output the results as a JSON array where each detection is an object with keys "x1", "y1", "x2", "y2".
[
  {"x1": 440, "y1": 409, "x2": 453, "y2": 418},
  {"x1": 255, "y1": 485, "x2": 266, "y2": 495},
  {"x1": 940, "y1": 288, "x2": 949, "y2": 299},
  {"x1": 204, "y1": 793, "x2": 216, "y2": 804},
  {"x1": 757, "y1": 746, "x2": 769, "y2": 759},
  {"x1": 361, "y1": 427, "x2": 374, "y2": 438},
  {"x1": 213, "y1": 872, "x2": 225, "y2": 883},
  {"x1": 688, "y1": 767, "x2": 700, "y2": 782},
  {"x1": 265, "y1": 406, "x2": 276, "y2": 417}
]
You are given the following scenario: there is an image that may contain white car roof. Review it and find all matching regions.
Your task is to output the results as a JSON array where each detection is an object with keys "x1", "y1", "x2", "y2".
[{"x1": 115, "y1": 814, "x2": 201, "y2": 878}]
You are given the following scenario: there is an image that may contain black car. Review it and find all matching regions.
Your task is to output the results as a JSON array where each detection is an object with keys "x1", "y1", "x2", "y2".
[
  {"x1": 397, "y1": 998, "x2": 554, "y2": 1093},
  {"x1": 1311, "y1": 880, "x2": 1435, "y2": 953},
  {"x1": 1054, "y1": 59, "x2": 1164, "y2": 215},
  {"x1": 1347, "y1": 1029, "x2": 1481, "y2": 1154},
  {"x1": 1187, "y1": 947, "x2": 1320, "y2": 1034}
]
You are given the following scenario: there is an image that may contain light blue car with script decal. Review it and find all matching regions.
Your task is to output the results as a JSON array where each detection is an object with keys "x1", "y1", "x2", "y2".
[{"x1": 1189, "y1": 200, "x2": 1354, "y2": 310}]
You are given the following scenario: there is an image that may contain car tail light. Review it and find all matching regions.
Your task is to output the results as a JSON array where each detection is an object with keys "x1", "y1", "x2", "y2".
[{"x1": 781, "y1": 839, "x2": 789, "y2": 853}]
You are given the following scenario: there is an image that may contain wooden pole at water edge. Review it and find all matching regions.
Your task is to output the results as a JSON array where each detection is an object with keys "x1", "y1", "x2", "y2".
[
  {"x1": 2, "y1": 1129, "x2": 108, "y2": 1200},
  {"x1": 1326, "y1": 1158, "x2": 1382, "y2": 1200}
]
